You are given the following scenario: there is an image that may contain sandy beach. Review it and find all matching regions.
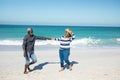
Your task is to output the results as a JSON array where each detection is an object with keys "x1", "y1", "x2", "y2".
[{"x1": 0, "y1": 48, "x2": 120, "y2": 80}]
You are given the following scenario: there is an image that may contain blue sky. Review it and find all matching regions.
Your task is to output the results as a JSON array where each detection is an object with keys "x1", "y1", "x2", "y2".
[{"x1": 0, "y1": 0, "x2": 120, "y2": 26}]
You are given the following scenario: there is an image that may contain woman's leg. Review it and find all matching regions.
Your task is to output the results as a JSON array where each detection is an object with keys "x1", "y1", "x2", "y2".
[
  {"x1": 63, "y1": 49, "x2": 72, "y2": 71},
  {"x1": 59, "y1": 49, "x2": 64, "y2": 71}
]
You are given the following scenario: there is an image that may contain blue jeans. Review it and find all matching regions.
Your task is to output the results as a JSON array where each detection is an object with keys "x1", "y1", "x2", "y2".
[
  {"x1": 25, "y1": 52, "x2": 37, "y2": 65},
  {"x1": 59, "y1": 48, "x2": 70, "y2": 67}
]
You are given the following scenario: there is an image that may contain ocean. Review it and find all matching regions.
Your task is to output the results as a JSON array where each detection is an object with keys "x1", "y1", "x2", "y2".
[{"x1": 0, "y1": 25, "x2": 120, "y2": 50}]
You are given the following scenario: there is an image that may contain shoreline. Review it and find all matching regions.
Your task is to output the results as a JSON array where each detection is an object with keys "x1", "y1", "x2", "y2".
[{"x1": 0, "y1": 45, "x2": 120, "y2": 51}]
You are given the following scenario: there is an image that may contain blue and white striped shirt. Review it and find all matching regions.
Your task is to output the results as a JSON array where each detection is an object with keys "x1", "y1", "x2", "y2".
[{"x1": 55, "y1": 34, "x2": 75, "y2": 49}]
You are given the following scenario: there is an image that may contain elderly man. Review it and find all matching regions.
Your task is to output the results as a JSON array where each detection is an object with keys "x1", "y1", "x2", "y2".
[{"x1": 22, "y1": 28, "x2": 51, "y2": 74}]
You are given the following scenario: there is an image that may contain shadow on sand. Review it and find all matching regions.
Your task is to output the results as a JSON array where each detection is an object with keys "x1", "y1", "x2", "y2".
[
  {"x1": 30, "y1": 61, "x2": 78, "y2": 72},
  {"x1": 64, "y1": 61, "x2": 79, "y2": 69},
  {"x1": 32, "y1": 62, "x2": 59, "y2": 71}
]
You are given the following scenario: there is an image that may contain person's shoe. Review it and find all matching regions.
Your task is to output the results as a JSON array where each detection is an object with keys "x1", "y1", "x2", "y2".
[
  {"x1": 69, "y1": 65, "x2": 72, "y2": 71},
  {"x1": 59, "y1": 67, "x2": 64, "y2": 72}
]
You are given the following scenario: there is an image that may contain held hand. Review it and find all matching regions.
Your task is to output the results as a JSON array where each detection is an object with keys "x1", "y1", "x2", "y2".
[{"x1": 47, "y1": 38, "x2": 55, "y2": 40}]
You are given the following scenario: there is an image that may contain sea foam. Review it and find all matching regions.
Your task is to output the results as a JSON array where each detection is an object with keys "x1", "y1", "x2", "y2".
[{"x1": 0, "y1": 37, "x2": 119, "y2": 47}]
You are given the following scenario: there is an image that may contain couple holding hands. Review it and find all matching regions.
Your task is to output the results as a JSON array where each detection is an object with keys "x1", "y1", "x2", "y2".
[{"x1": 22, "y1": 28, "x2": 75, "y2": 74}]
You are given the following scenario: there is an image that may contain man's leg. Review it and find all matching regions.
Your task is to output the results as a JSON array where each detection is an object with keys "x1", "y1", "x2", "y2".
[
  {"x1": 30, "y1": 53, "x2": 37, "y2": 64},
  {"x1": 28, "y1": 53, "x2": 37, "y2": 71},
  {"x1": 59, "y1": 49, "x2": 64, "y2": 72},
  {"x1": 24, "y1": 52, "x2": 30, "y2": 74},
  {"x1": 24, "y1": 64, "x2": 29, "y2": 74}
]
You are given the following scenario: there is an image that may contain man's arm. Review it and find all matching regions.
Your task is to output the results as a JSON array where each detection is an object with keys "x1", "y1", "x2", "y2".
[
  {"x1": 22, "y1": 36, "x2": 27, "y2": 57},
  {"x1": 35, "y1": 36, "x2": 51, "y2": 40}
]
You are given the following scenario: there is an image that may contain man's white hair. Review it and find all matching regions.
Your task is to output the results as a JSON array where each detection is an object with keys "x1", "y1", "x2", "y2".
[{"x1": 27, "y1": 28, "x2": 32, "y2": 32}]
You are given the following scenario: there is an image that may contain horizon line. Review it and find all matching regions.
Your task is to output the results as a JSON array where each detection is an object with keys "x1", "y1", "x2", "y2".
[{"x1": 0, "y1": 23, "x2": 120, "y2": 27}]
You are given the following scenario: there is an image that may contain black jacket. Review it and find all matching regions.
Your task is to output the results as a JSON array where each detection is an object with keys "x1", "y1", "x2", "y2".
[{"x1": 22, "y1": 34, "x2": 49, "y2": 53}]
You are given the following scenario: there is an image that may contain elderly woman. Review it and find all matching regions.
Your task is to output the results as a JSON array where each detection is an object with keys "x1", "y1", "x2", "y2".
[{"x1": 55, "y1": 28, "x2": 75, "y2": 72}]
